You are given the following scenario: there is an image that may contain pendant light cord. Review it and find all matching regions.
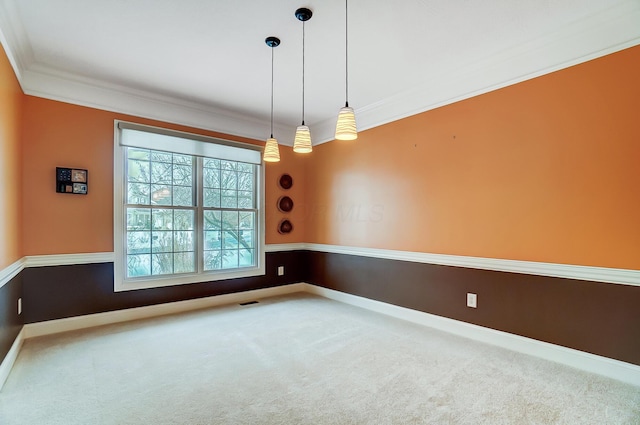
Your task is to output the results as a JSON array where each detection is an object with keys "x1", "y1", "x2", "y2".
[
  {"x1": 302, "y1": 20, "x2": 306, "y2": 125},
  {"x1": 270, "y1": 46, "x2": 274, "y2": 138},
  {"x1": 345, "y1": 0, "x2": 349, "y2": 107}
]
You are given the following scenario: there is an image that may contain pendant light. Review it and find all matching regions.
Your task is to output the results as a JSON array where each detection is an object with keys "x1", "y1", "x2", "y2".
[
  {"x1": 293, "y1": 7, "x2": 313, "y2": 153},
  {"x1": 263, "y1": 36, "x2": 281, "y2": 162},
  {"x1": 335, "y1": 0, "x2": 357, "y2": 140}
]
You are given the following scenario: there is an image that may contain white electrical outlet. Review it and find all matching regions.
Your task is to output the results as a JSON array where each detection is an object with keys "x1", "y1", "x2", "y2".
[
  {"x1": 18, "y1": 298, "x2": 22, "y2": 315},
  {"x1": 466, "y1": 293, "x2": 477, "y2": 308},
  {"x1": 277, "y1": 266, "x2": 285, "y2": 276}
]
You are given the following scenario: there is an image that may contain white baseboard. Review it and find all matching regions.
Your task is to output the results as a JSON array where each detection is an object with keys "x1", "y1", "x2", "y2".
[
  {"x1": 5, "y1": 282, "x2": 639, "y2": 390},
  {"x1": 303, "y1": 284, "x2": 640, "y2": 387},
  {"x1": 0, "y1": 327, "x2": 24, "y2": 391},
  {"x1": 24, "y1": 283, "x2": 306, "y2": 339}
]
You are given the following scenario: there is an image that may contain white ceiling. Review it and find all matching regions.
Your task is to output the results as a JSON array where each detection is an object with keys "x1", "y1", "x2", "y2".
[{"x1": 1, "y1": 0, "x2": 639, "y2": 145}]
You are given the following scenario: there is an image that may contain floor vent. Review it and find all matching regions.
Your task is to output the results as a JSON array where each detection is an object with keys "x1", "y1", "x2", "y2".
[{"x1": 239, "y1": 301, "x2": 259, "y2": 306}]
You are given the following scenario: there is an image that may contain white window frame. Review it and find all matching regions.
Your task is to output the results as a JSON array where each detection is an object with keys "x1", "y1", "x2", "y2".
[{"x1": 113, "y1": 121, "x2": 265, "y2": 292}]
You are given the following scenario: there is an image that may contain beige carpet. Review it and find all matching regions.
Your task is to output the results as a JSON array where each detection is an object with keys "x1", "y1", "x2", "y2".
[{"x1": 0, "y1": 293, "x2": 639, "y2": 424}]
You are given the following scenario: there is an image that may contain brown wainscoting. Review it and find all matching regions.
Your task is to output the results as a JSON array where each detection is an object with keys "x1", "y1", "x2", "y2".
[
  {"x1": 306, "y1": 251, "x2": 640, "y2": 366},
  {"x1": 0, "y1": 273, "x2": 23, "y2": 364},
  {"x1": 22, "y1": 250, "x2": 309, "y2": 324}
]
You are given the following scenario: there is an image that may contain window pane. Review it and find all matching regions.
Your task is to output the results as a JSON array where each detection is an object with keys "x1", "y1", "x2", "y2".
[
  {"x1": 173, "y1": 154, "x2": 192, "y2": 165},
  {"x1": 128, "y1": 159, "x2": 150, "y2": 183},
  {"x1": 174, "y1": 252, "x2": 195, "y2": 274},
  {"x1": 221, "y1": 170, "x2": 237, "y2": 190},
  {"x1": 152, "y1": 209, "x2": 173, "y2": 230},
  {"x1": 173, "y1": 164, "x2": 192, "y2": 186},
  {"x1": 203, "y1": 167, "x2": 220, "y2": 188},
  {"x1": 223, "y1": 231, "x2": 239, "y2": 249},
  {"x1": 238, "y1": 191, "x2": 253, "y2": 209},
  {"x1": 237, "y1": 163, "x2": 252, "y2": 173},
  {"x1": 127, "y1": 254, "x2": 151, "y2": 277},
  {"x1": 150, "y1": 184, "x2": 171, "y2": 205},
  {"x1": 238, "y1": 230, "x2": 253, "y2": 249},
  {"x1": 127, "y1": 208, "x2": 151, "y2": 231},
  {"x1": 127, "y1": 231, "x2": 151, "y2": 254},
  {"x1": 239, "y1": 212, "x2": 254, "y2": 230},
  {"x1": 128, "y1": 183, "x2": 150, "y2": 205},
  {"x1": 237, "y1": 172, "x2": 253, "y2": 191},
  {"x1": 221, "y1": 190, "x2": 237, "y2": 208},
  {"x1": 152, "y1": 253, "x2": 173, "y2": 275},
  {"x1": 151, "y1": 151, "x2": 172, "y2": 163},
  {"x1": 222, "y1": 211, "x2": 238, "y2": 230},
  {"x1": 151, "y1": 161, "x2": 172, "y2": 184},
  {"x1": 152, "y1": 231, "x2": 173, "y2": 253},
  {"x1": 203, "y1": 158, "x2": 220, "y2": 169},
  {"x1": 222, "y1": 250, "x2": 239, "y2": 268},
  {"x1": 173, "y1": 186, "x2": 193, "y2": 206},
  {"x1": 174, "y1": 231, "x2": 194, "y2": 252},
  {"x1": 204, "y1": 250, "x2": 222, "y2": 271},
  {"x1": 204, "y1": 189, "x2": 221, "y2": 208},
  {"x1": 239, "y1": 249, "x2": 254, "y2": 267},
  {"x1": 221, "y1": 160, "x2": 236, "y2": 172},
  {"x1": 174, "y1": 210, "x2": 194, "y2": 230},
  {"x1": 204, "y1": 211, "x2": 222, "y2": 230},
  {"x1": 204, "y1": 231, "x2": 221, "y2": 250}
]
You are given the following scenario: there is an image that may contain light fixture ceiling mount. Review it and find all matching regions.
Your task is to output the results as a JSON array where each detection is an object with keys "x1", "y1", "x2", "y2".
[
  {"x1": 295, "y1": 8, "x2": 312, "y2": 22},
  {"x1": 265, "y1": 36, "x2": 280, "y2": 48}
]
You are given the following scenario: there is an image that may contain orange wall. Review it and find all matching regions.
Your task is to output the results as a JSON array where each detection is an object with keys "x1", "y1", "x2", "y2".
[
  {"x1": 21, "y1": 97, "x2": 306, "y2": 256},
  {"x1": 305, "y1": 46, "x2": 640, "y2": 270},
  {"x1": 264, "y1": 149, "x2": 308, "y2": 245},
  {"x1": 13, "y1": 45, "x2": 640, "y2": 269},
  {"x1": 0, "y1": 44, "x2": 23, "y2": 269}
]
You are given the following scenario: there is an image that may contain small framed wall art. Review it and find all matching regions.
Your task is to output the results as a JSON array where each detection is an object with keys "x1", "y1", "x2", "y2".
[{"x1": 56, "y1": 167, "x2": 88, "y2": 195}]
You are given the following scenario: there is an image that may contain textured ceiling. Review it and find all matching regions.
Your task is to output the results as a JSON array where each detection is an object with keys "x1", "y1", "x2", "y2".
[{"x1": 1, "y1": 0, "x2": 639, "y2": 145}]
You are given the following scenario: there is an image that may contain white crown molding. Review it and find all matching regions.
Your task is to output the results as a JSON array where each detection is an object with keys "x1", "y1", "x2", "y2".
[
  {"x1": 0, "y1": 258, "x2": 24, "y2": 289},
  {"x1": 311, "y1": 0, "x2": 640, "y2": 144},
  {"x1": 304, "y1": 243, "x2": 640, "y2": 287},
  {"x1": 0, "y1": 0, "x2": 34, "y2": 84},
  {"x1": 20, "y1": 66, "x2": 293, "y2": 146},
  {"x1": 1, "y1": 1, "x2": 639, "y2": 146},
  {"x1": 305, "y1": 284, "x2": 640, "y2": 387},
  {"x1": 23, "y1": 252, "x2": 115, "y2": 268}
]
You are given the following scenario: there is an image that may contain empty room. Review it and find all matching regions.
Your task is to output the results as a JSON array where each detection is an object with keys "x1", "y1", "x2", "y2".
[{"x1": 1, "y1": 1, "x2": 639, "y2": 423}]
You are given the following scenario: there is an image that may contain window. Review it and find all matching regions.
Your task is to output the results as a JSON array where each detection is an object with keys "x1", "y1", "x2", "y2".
[{"x1": 114, "y1": 121, "x2": 264, "y2": 291}]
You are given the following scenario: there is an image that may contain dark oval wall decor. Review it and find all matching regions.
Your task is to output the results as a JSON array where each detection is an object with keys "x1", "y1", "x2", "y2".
[
  {"x1": 277, "y1": 196, "x2": 294, "y2": 212},
  {"x1": 278, "y1": 174, "x2": 293, "y2": 190},
  {"x1": 278, "y1": 219, "x2": 293, "y2": 234}
]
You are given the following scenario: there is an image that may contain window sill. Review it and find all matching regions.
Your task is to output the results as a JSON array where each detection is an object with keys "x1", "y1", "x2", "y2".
[{"x1": 114, "y1": 265, "x2": 266, "y2": 292}]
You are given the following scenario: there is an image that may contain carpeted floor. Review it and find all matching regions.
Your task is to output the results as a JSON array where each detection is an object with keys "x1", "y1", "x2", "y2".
[{"x1": 1, "y1": 293, "x2": 639, "y2": 424}]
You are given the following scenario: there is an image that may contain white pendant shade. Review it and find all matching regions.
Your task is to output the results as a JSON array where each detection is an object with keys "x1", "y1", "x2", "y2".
[
  {"x1": 335, "y1": 106, "x2": 357, "y2": 140},
  {"x1": 293, "y1": 125, "x2": 312, "y2": 153},
  {"x1": 263, "y1": 137, "x2": 280, "y2": 162}
]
